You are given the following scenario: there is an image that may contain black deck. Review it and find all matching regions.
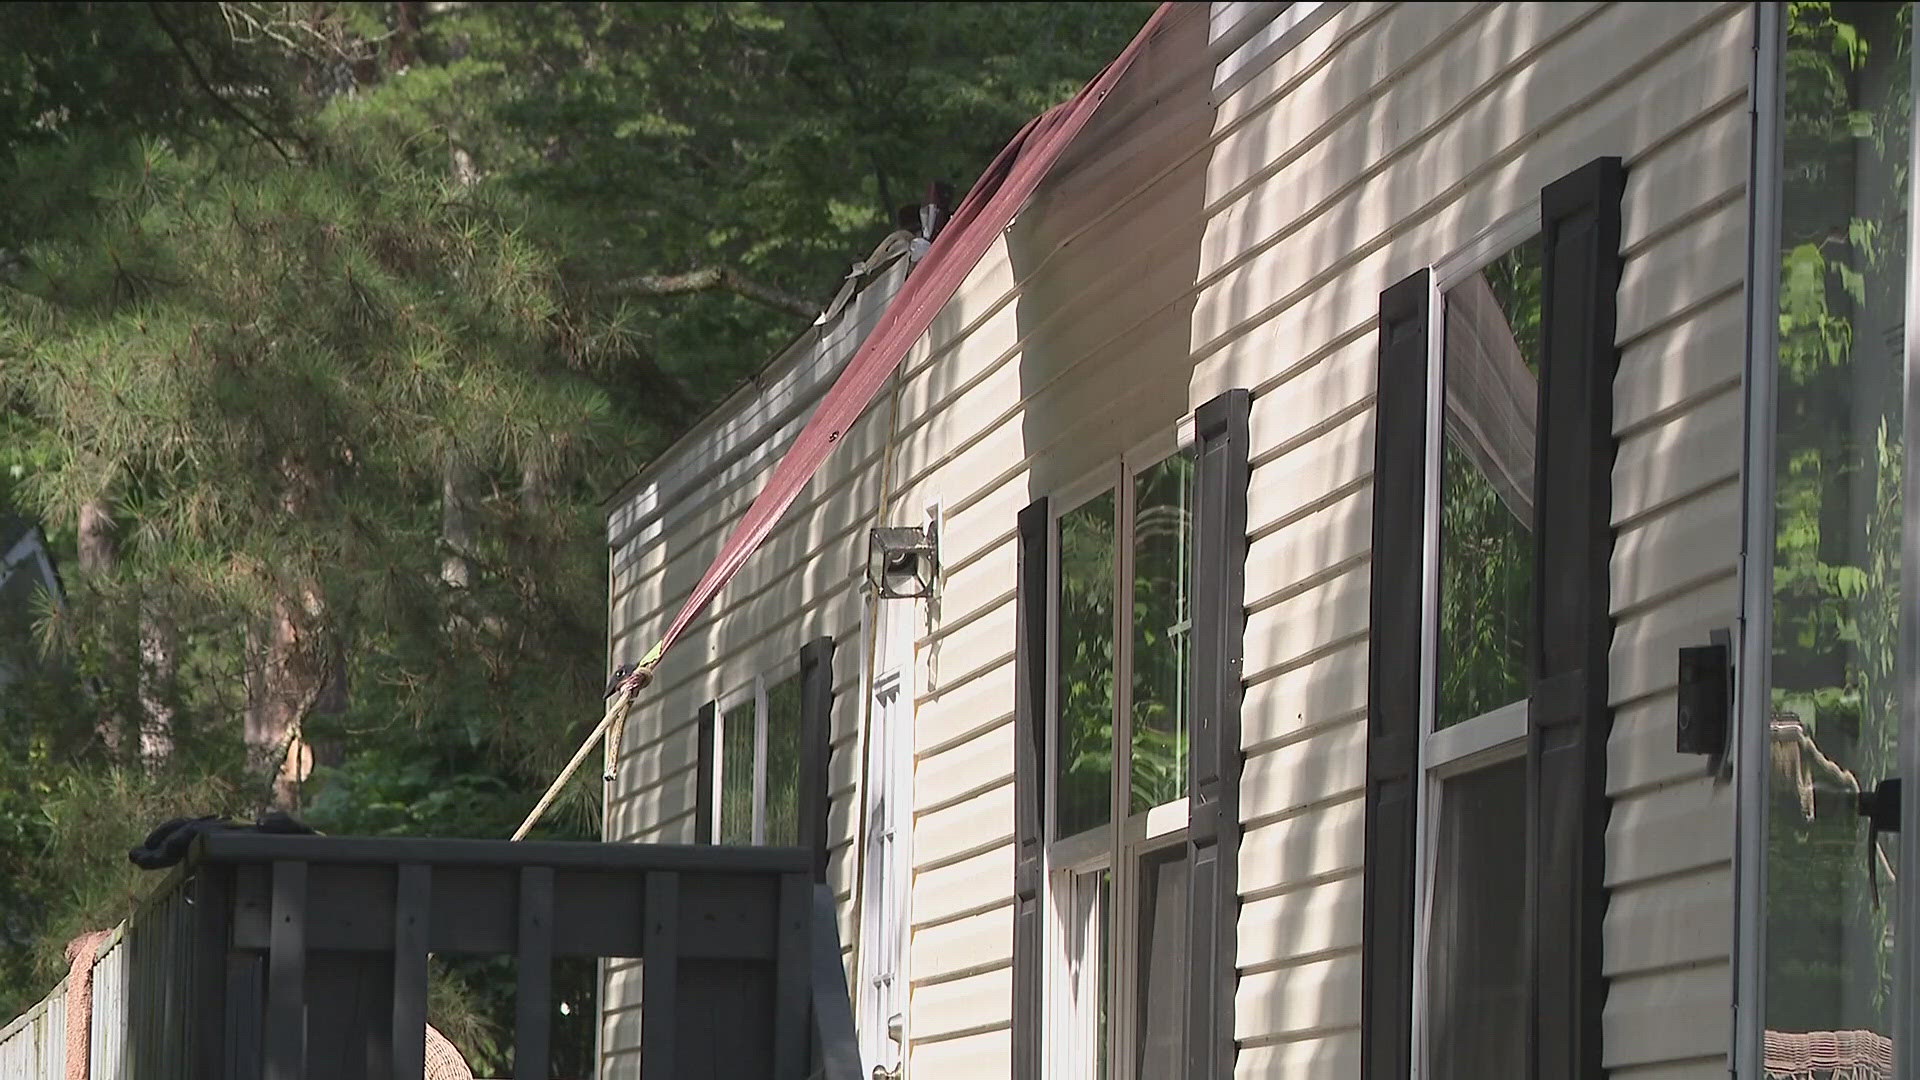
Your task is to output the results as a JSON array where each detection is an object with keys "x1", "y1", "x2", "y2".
[{"x1": 124, "y1": 833, "x2": 860, "y2": 1079}]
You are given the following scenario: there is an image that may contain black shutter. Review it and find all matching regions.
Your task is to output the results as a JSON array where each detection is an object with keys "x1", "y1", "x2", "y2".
[
  {"x1": 1012, "y1": 497, "x2": 1050, "y2": 1080},
  {"x1": 1362, "y1": 268, "x2": 1431, "y2": 1080},
  {"x1": 1186, "y1": 389, "x2": 1250, "y2": 1079},
  {"x1": 693, "y1": 702, "x2": 717, "y2": 844},
  {"x1": 1527, "y1": 157, "x2": 1622, "y2": 1080},
  {"x1": 799, "y1": 636, "x2": 836, "y2": 882}
]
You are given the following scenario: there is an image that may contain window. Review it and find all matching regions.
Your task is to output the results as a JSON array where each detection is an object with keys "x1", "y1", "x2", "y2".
[
  {"x1": 1366, "y1": 159, "x2": 1619, "y2": 1080},
  {"x1": 1754, "y1": 1, "x2": 1911, "y2": 1064},
  {"x1": 707, "y1": 669, "x2": 804, "y2": 845},
  {"x1": 1047, "y1": 443, "x2": 1194, "y2": 1080},
  {"x1": 1411, "y1": 243, "x2": 1541, "y2": 1078}
]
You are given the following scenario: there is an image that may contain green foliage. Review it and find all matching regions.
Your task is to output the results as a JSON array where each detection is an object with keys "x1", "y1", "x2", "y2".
[
  {"x1": 0, "y1": 756, "x2": 254, "y2": 1012},
  {"x1": 1434, "y1": 244, "x2": 1539, "y2": 730},
  {"x1": 1128, "y1": 455, "x2": 1191, "y2": 813},
  {"x1": 276, "y1": 0, "x2": 1156, "y2": 401},
  {"x1": 1054, "y1": 454, "x2": 1197, "y2": 832},
  {"x1": 0, "y1": 0, "x2": 1155, "y2": 1054},
  {"x1": 1057, "y1": 490, "x2": 1115, "y2": 837}
]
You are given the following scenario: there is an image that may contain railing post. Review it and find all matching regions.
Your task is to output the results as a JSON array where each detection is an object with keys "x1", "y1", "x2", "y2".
[
  {"x1": 391, "y1": 865, "x2": 431, "y2": 1080},
  {"x1": 190, "y1": 868, "x2": 231, "y2": 1078},
  {"x1": 773, "y1": 872, "x2": 810, "y2": 1080},
  {"x1": 809, "y1": 883, "x2": 863, "y2": 1080},
  {"x1": 514, "y1": 866, "x2": 554, "y2": 1080},
  {"x1": 641, "y1": 871, "x2": 680, "y2": 1077},
  {"x1": 266, "y1": 861, "x2": 308, "y2": 1080}
]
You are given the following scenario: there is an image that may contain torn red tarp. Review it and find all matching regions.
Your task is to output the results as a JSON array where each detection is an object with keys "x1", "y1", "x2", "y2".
[{"x1": 636, "y1": 3, "x2": 1175, "y2": 673}]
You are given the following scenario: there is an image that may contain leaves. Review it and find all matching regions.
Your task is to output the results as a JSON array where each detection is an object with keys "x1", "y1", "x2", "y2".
[{"x1": 0, "y1": 0, "x2": 1156, "y2": 1038}]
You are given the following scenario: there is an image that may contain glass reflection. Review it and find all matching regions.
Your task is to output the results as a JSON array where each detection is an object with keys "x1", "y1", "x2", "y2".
[
  {"x1": 765, "y1": 675, "x2": 803, "y2": 845},
  {"x1": 1066, "y1": 869, "x2": 1111, "y2": 1080},
  {"x1": 1058, "y1": 492, "x2": 1117, "y2": 839},
  {"x1": 1766, "y1": 1, "x2": 1910, "y2": 1057},
  {"x1": 1437, "y1": 245, "x2": 1540, "y2": 729},
  {"x1": 1131, "y1": 454, "x2": 1193, "y2": 813},
  {"x1": 1133, "y1": 849, "x2": 1189, "y2": 1077}
]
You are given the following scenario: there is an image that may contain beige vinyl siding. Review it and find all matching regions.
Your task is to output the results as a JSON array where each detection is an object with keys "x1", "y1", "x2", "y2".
[
  {"x1": 604, "y1": 1, "x2": 1750, "y2": 1075},
  {"x1": 598, "y1": 258, "x2": 908, "y2": 1072},
  {"x1": 1191, "y1": 2, "x2": 1747, "y2": 1077},
  {"x1": 602, "y1": 6, "x2": 1223, "y2": 1071}
]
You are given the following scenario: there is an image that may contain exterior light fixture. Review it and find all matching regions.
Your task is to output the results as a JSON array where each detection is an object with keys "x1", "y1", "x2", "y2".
[{"x1": 867, "y1": 524, "x2": 938, "y2": 599}]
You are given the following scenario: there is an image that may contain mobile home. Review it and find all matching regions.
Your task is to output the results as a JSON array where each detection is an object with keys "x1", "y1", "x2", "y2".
[{"x1": 603, "y1": 3, "x2": 1910, "y2": 1078}]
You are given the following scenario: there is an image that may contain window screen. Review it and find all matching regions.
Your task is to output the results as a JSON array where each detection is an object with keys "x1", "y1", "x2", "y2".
[
  {"x1": 719, "y1": 700, "x2": 756, "y2": 844},
  {"x1": 1426, "y1": 755, "x2": 1527, "y2": 1076},
  {"x1": 764, "y1": 674, "x2": 803, "y2": 845},
  {"x1": 1133, "y1": 849, "x2": 1189, "y2": 1078}
]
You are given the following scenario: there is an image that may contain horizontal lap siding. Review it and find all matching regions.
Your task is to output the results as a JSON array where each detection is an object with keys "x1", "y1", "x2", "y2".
[
  {"x1": 1601, "y1": 32, "x2": 1746, "y2": 1066},
  {"x1": 1194, "y1": 0, "x2": 1747, "y2": 1073},
  {"x1": 599, "y1": 243, "x2": 907, "y2": 1073},
  {"x1": 901, "y1": 9, "x2": 1226, "y2": 1071},
  {"x1": 603, "y1": 1, "x2": 1750, "y2": 1075},
  {"x1": 601, "y1": 8, "x2": 1227, "y2": 1058}
]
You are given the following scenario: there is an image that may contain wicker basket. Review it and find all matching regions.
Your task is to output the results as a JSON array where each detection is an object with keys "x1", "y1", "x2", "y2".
[{"x1": 426, "y1": 1024, "x2": 476, "y2": 1080}]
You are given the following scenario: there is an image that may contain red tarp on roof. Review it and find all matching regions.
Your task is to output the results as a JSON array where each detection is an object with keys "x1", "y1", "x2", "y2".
[{"x1": 635, "y1": 2, "x2": 1175, "y2": 673}]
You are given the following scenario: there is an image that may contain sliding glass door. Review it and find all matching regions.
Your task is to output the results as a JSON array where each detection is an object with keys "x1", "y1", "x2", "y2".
[{"x1": 1760, "y1": 5, "x2": 1914, "y2": 1074}]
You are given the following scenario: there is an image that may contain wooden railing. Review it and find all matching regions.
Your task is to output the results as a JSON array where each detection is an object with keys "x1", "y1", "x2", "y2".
[{"x1": 0, "y1": 836, "x2": 862, "y2": 1080}]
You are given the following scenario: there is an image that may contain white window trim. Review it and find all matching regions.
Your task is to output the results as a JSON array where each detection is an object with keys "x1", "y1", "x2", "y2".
[
  {"x1": 1043, "y1": 434, "x2": 1195, "y2": 1080},
  {"x1": 1408, "y1": 220, "x2": 1540, "y2": 1080},
  {"x1": 857, "y1": 567, "x2": 919, "y2": 1078}
]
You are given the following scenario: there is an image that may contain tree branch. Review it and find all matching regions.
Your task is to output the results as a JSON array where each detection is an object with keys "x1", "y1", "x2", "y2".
[
  {"x1": 808, "y1": 3, "x2": 895, "y2": 217},
  {"x1": 609, "y1": 266, "x2": 817, "y2": 320},
  {"x1": 146, "y1": 2, "x2": 301, "y2": 162}
]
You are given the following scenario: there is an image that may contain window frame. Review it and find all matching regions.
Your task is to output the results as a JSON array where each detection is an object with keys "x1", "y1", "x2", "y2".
[
  {"x1": 1734, "y1": 5, "x2": 1920, "y2": 1071},
  {"x1": 705, "y1": 653, "x2": 803, "y2": 846},
  {"x1": 1409, "y1": 208, "x2": 1541, "y2": 1080},
  {"x1": 1043, "y1": 427, "x2": 1195, "y2": 1080}
]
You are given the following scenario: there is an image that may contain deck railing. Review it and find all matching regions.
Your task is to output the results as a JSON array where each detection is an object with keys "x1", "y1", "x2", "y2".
[{"x1": 0, "y1": 835, "x2": 860, "y2": 1080}]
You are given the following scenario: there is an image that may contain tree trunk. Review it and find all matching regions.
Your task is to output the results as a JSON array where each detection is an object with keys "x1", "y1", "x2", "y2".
[
  {"x1": 244, "y1": 458, "x2": 346, "y2": 809},
  {"x1": 245, "y1": 588, "x2": 341, "y2": 810},
  {"x1": 520, "y1": 459, "x2": 548, "y2": 517},
  {"x1": 442, "y1": 453, "x2": 479, "y2": 591},
  {"x1": 76, "y1": 495, "x2": 130, "y2": 754},
  {"x1": 77, "y1": 497, "x2": 116, "y2": 577},
  {"x1": 137, "y1": 605, "x2": 177, "y2": 763}
]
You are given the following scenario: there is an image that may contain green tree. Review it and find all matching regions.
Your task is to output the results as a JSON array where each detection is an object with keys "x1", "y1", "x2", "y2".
[{"x1": 0, "y1": 1, "x2": 1156, "y2": 1058}]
